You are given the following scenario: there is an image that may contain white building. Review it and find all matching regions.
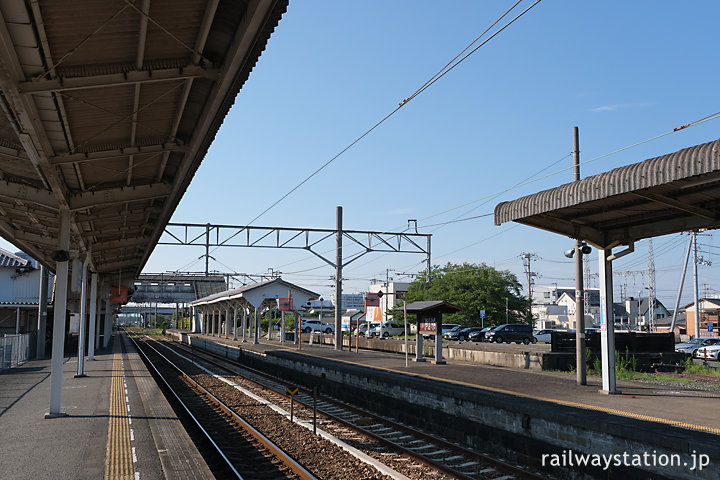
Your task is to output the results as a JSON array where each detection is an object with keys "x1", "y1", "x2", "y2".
[
  {"x1": 369, "y1": 281, "x2": 410, "y2": 322},
  {"x1": 0, "y1": 248, "x2": 53, "y2": 334}
]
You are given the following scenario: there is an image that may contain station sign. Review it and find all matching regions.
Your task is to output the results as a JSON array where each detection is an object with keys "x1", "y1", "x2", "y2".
[
  {"x1": 278, "y1": 297, "x2": 294, "y2": 312},
  {"x1": 110, "y1": 287, "x2": 128, "y2": 304},
  {"x1": 365, "y1": 293, "x2": 381, "y2": 307}
]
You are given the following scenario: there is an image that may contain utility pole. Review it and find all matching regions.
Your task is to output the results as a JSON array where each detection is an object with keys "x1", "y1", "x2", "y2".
[
  {"x1": 334, "y1": 206, "x2": 343, "y2": 350},
  {"x1": 647, "y1": 239, "x2": 656, "y2": 331},
  {"x1": 693, "y1": 231, "x2": 700, "y2": 338},
  {"x1": 572, "y1": 126, "x2": 586, "y2": 386},
  {"x1": 521, "y1": 253, "x2": 537, "y2": 319}
]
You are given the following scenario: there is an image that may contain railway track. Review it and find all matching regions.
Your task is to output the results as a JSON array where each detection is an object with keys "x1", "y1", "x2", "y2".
[
  {"x1": 127, "y1": 333, "x2": 317, "y2": 480},
  {"x1": 148, "y1": 335, "x2": 550, "y2": 480}
]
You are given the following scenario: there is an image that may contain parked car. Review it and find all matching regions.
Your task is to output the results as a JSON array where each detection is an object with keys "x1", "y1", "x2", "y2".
[
  {"x1": 693, "y1": 343, "x2": 720, "y2": 360},
  {"x1": 469, "y1": 326, "x2": 495, "y2": 342},
  {"x1": 533, "y1": 329, "x2": 556, "y2": 343},
  {"x1": 486, "y1": 323, "x2": 536, "y2": 344},
  {"x1": 356, "y1": 321, "x2": 380, "y2": 336},
  {"x1": 369, "y1": 321, "x2": 406, "y2": 338},
  {"x1": 423, "y1": 323, "x2": 461, "y2": 340},
  {"x1": 445, "y1": 326, "x2": 485, "y2": 341},
  {"x1": 301, "y1": 319, "x2": 334, "y2": 334},
  {"x1": 675, "y1": 337, "x2": 719, "y2": 354}
]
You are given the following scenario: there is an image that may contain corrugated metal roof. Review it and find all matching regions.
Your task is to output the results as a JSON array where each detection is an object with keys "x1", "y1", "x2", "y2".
[
  {"x1": 404, "y1": 300, "x2": 463, "y2": 313},
  {"x1": 494, "y1": 138, "x2": 720, "y2": 247},
  {"x1": 0, "y1": 0, "x2": 288, "y2": 282},
  {"x1": 0, "y1": 248, "x2": 29, "y2": 268}
]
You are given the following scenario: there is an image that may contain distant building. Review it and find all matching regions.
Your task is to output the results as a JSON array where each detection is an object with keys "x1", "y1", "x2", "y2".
[
  {"x1": 369, "y1": 281, "x2": 410, "y2": 322},
  {"x1": 683, "y1": 298, "x2": 720, "y2": 337},
  {"x1": 0, "y1": 248, "x2": 52, "y2": 335}
]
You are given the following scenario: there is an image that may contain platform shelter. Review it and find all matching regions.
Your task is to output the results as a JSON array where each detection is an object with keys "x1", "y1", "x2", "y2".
[{"x1": 189, "y1": 278, "x2": 319, "y2": 345}]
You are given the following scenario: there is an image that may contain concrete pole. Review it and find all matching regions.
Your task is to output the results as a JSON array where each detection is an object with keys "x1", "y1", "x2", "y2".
[
  {"x1": 210, "y1": 310, "x2": 215, "y2": 336},
  {"x1": 225, "y1": 307, "x2": 229, "y2": 339},
  {"x1": 76, "y1": 254, "x2": 89, "y2": 377},
  {"x1": 15, "y1": 306, "x2": 20, "y2": 334},
  {"x1": 88, "y1": 274, "x2": 98, "y2": 359},
  {"x1": 668, "y1": 237, "x2": 692, "y2": 334},
  {"x1": 692, "y1": 232, "x2": 700, "y2": 338},
  {"x1": 335, "y1": 206, "x2": 343, "y2": 350},
  {"x1": 599, "y1": 248, "x2": 617, "y2": 394},
  {"x1": 37, "y1": 266, "x2": 49, "y2": 359},
  {"x1": 48, "y1": 208, "x2": 70, "y2": 418}
]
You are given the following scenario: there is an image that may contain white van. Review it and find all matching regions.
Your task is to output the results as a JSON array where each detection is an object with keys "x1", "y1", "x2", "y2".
[
  {"x1": 369, "y1": 321, "x2": 406, "y2": 338},
  {"x1": 357, "y1": 321, "x2": 380, "y2": 336}
]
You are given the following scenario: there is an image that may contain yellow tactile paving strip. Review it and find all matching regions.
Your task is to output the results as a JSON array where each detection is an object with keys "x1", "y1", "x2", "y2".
[{"x1": 105, "y1": 352, "x2": 135, "y2": 480}]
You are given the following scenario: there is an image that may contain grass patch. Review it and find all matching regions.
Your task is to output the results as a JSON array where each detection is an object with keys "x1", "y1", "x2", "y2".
[{"x1": 682, "y1": 358, "x2": 720, "y2": 376}]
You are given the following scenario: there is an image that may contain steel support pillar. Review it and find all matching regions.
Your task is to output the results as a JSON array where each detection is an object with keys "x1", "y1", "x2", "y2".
[
  {"x1": 76, "y1": 254, "x2": 90, "y2": 377},
  {"x1": 242, "y1": 308, "x2": 247, "y2": 342},
  {"x1": 88, "y1": 274, "x2": 98, "y2": 359},
  {"x1": 415, "y1": 333, "x2": 425, "y2": 362},
  {"x1": 253, "y1": 307, "x2": 260, "y2": 344},
  {"x1": 599, "y1": 248, "x2": 618, "y2": 394},
  {"x1": 48, "y1": 208, "x2": 70, "y2": 418},
  {"x1": 36, "y1": 265, "x2": 49, "y2": 359},
  {"x1": 280, "y1": 311, "x2": 285, "y2": 344},
  {"x1": 103, "y1": 300, "x2": 112, "y2": 347}
]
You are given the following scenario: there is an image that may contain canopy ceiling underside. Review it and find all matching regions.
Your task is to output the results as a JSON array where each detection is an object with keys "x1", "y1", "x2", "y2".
[
  {"x1": 0, "y1": 0, "x2": 287, "y2": 279},
  {"x1": 494, "y1": 139, "x2": 720, "y2": 248}
]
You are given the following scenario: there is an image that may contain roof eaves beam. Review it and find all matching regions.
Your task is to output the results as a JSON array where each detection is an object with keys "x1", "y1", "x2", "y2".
[
  {"x1": 49, "y1": 143, "x2": 188, "y2": 165},
  {"x1": 631, "y1": 189, "x2": 718, "y2": 221},
  {"x1": 140, "y1": 0, "x2": 274, "y2": 271},
  {"x1": 68, "y1": 183, "x2": 171, "y2": 211},
  {"x1": 0, "y1": 179, "x2": 58, "y2": 210},
  {"x1": 17, "y1": 65, "x2": 219, "y2": 94}
]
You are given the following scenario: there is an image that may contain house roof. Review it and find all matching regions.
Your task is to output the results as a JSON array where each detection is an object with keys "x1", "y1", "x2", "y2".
[{"x1": 495, "y1": 138, "x2": 720, "y2": 248}]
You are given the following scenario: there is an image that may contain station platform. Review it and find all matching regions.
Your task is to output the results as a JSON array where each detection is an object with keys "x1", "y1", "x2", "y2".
[
  {"x1": 0, "y1": 333, "x2": 214, "y2": 480},
  {"x1": 202, "y1": 333, "x2": 720, "y2": 435}
]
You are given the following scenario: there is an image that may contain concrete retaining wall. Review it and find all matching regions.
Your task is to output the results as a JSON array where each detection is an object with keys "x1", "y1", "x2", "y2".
[{"x1": 169, "y1": 333, "x2": 718, "y2": 479}]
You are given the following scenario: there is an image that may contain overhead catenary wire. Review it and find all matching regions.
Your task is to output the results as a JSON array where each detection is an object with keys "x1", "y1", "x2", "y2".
[{"x1": 240, "y1": 0, "x2": 544, "y2": 230}]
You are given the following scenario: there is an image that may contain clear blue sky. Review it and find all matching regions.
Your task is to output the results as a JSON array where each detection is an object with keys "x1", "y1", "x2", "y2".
[{"x1": 4, "y1": 1, "x2": 720, "y2": 308}]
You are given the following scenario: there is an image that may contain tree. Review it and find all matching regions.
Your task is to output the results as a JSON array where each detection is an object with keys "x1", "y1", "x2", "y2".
[{"x1": 404, "y1": 262, "x2": 530, "y2": 326}]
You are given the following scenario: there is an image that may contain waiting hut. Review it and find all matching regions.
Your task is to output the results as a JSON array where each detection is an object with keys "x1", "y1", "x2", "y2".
[{"x1": 405, "y1": 300, "x2": 463, "y2": 364}]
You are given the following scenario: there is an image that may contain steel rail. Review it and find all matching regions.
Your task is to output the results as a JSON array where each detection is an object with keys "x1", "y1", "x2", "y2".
[
  {"x1": 164, "y1": 338, "x2": 548, "y2": 480},
  {"x1": 126, "y1": 331, "x2": 319, "y2": 480}
]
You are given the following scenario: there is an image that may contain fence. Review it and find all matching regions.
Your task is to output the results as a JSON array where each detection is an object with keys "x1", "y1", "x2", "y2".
[{"x1": 1, "y1": 333, "x2": 34, "y2": 370}]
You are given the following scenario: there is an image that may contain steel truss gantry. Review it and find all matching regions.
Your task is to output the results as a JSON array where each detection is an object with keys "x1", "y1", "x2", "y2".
[{"x1": 158, "y1": 207, "x2": 432, "y2": 350}]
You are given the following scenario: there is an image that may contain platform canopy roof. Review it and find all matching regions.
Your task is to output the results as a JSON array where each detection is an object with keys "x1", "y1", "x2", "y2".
[
  {"x1": 0, "y1": 0, "x2": 287, "y2": 280},
  {"x1": 494, "y1": 138, "x2": 720, "y2": 248},
  {"x1": 189, "y1": 277, "x2": 319, "y2": 309}
]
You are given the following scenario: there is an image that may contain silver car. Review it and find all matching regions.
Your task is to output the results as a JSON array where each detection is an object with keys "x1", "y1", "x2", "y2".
[{"x1": 675, "y1": 337, "x2": 719, "y2": 354}]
